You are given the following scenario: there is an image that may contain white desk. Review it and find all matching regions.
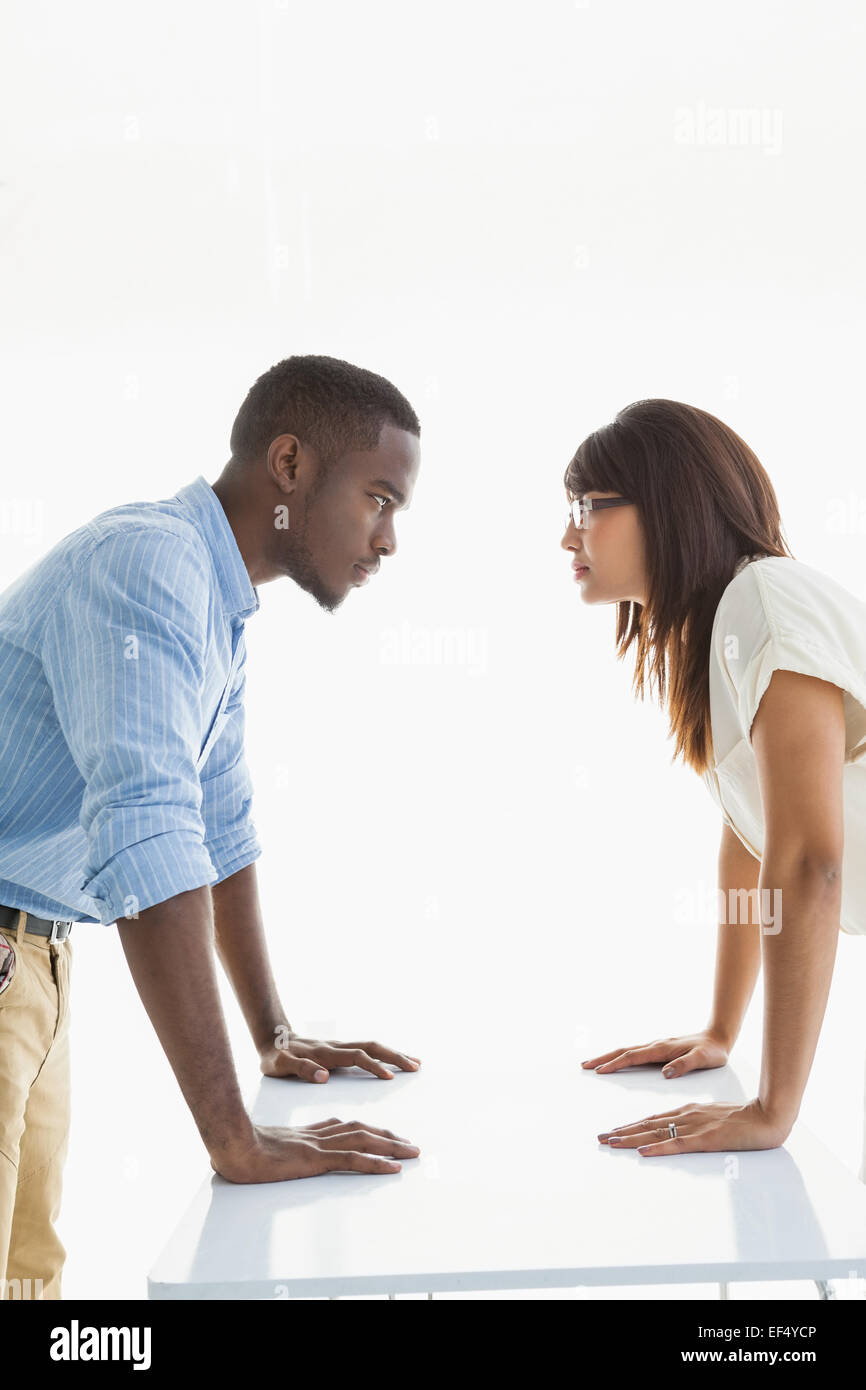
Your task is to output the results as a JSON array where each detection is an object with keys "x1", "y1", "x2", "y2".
[{"x1": 147, "y1": 1053, "x2": 866, "y2": 1299}]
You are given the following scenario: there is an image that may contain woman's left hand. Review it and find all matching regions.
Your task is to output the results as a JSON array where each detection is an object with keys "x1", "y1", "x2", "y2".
[{"x1": 598, "y1": 1098, "x2": 791, "y2": 1155}]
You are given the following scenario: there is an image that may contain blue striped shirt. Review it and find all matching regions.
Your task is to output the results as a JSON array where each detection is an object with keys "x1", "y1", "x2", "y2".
[{"x1": 0, "y1": 474, "x2": 262, "y2": 925}]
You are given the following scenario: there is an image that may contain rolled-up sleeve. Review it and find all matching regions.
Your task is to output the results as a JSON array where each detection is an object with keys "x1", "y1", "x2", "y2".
[
  {"x1": 724, "y1": 563, "x2": 866, "y2": 760},
  {"x1": 199, "y1": 631, "x2": 262, "y2": 884},
  {"x1": 40, "y1": 527, "x2": 219, "y2": 923}
]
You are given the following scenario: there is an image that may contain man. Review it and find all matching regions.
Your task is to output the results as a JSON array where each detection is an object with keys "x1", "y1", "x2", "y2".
[{"x1": 0, "y1": 354, "x2": 423, "y2": 1301}]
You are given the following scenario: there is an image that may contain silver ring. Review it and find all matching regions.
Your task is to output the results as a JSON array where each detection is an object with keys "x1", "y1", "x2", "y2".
[{"x1": 668, "y1": 1121, "x2": 678, "y2": 1139}]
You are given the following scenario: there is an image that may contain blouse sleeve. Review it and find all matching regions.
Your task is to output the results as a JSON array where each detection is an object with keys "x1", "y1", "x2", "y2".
[{"x1": 724, "y1": 562, "x2": 866, "y2": 762}]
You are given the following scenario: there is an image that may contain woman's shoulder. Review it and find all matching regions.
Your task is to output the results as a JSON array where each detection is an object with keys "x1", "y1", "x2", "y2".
[
  {"x1": 711, "y1": 555, "x2": 866, "y2": 767},
  {"x1": 711, "y1": 554, "x2": 866, "y2": 678},
  {"x1": 717, "y1": 554, "x2": 866, "y2": 624}
]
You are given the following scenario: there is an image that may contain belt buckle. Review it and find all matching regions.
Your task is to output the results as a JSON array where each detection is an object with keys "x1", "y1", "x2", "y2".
[{"x1": 49, "y1": 919, "x2": 71, "y2": 944}]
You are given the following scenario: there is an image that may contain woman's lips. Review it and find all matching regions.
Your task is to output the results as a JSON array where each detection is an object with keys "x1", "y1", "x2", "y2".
[{"x1": 572, "y1": 564, "x2": 590, "y2": 579}]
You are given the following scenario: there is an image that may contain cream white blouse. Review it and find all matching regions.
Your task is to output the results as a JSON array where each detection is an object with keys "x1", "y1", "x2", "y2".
[{"x1": 702, "y1": 555, "x2": 866, "y2": 936}]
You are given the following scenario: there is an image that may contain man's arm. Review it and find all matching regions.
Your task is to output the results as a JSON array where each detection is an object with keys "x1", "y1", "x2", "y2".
[
  {"x1": 199, "y1": 626, "x2": 263, "y2": 885},
  {"x1": 212, "y1": 861, "x2": 422, "y2": 1083},
  {"x1": 211, "y1": 861, "x2": 292, "y2": 1054},
  {"x1": 40, "y1": 527, "x2": 219, "y2": 921},
  {"x1": 116, "y1": 884, "x2": 257, "y2": 1161},
  {"x1": 117, "y1": 882, "x2": 417, "y2": 1180}
]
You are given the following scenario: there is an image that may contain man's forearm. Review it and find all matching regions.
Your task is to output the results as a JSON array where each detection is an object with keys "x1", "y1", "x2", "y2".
[
  {"x1": 116, "y1": 884, "x2": 256, "y2": 1159},
  {"x1": 211, "y1": 861, "x2": 292, "y2": 1052},
  {"x1": 758, "y1": 856, "x2": 842, "y2": 1130}
]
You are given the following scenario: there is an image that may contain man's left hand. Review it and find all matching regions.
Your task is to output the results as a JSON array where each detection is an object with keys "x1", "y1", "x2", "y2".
[{"x1": 260, "y1": 1031, "x2": 422, "y2": 1083}]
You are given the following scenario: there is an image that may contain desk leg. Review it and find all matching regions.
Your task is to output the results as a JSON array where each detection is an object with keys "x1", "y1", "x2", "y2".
[
  {"x1": 814, "y1": 1281, "x2": 834, "y2": 1300},
  {"x1": 719, "y1": 1282, "x2": 729, "y2": 1299}
]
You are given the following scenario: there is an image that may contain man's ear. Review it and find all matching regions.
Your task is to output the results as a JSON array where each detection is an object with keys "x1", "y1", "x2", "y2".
[{"x1": 268, "y1": 434, "x2": 303, "y2": 494}]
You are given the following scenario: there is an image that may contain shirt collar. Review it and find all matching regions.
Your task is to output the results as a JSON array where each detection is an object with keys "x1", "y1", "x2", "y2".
[
  {"x1": 733, "y1": 554, "x2": 760, "y2": 577},
  {"x1": 173, "y1": 475, "x2": 260, "y2": 620}
]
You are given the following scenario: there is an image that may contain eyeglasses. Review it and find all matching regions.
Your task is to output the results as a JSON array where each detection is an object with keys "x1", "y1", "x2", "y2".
[{"x1": 567, "y1": 495, "x2": 633, "y2": 530}]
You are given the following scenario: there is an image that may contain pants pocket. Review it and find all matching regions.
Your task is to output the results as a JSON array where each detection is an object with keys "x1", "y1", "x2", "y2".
[{"x1": 0, "y1": 934, "x2": 29, "y2": 1009}]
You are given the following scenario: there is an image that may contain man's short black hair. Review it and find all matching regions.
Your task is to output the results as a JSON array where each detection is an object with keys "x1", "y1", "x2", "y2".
[{"x1": 229, "y1": 354, "x2": 420, "y2": 470}]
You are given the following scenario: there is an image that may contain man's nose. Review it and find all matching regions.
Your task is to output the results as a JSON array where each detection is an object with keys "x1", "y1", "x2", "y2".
[{"x1": 373, "y1": 521, "x2": 397, "y2": 557}]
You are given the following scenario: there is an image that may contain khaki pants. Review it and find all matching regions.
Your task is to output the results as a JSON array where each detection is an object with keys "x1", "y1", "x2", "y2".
[{"x1": 0, "y1": 910, "x2": 72, "y2": 1300}]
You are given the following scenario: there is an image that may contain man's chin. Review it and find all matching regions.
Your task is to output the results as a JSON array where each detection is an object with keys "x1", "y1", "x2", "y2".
[
  {"x1": 315, "y1": 588, "x2": 346, "y2": 613},
  {"x1": 303, "y1": 574, "x2": 347, "y2": 613},
  {"x1": 284, "y1": 557, "x2": 345, "y2": 613}
]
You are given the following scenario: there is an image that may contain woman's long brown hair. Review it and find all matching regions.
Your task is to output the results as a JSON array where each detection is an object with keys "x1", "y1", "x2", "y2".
[{"x1": 564, "y1": 399, "x2": 794, "y2": 776}]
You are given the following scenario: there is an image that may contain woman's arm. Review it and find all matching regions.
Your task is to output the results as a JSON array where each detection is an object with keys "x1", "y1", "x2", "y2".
[
  {"x1": 594, "y1": 669, "x2": 849, "y2": 1156},
  {"x1": 749, "y1": 668, "x2": 847, "y2": 1133},
  {"x1": 581, "y1": 821, "x2": 762, "y2": 1080},
  {"x1": 757, "y1": 855, "x2": 842, "y2": 1131},
  {"x1": 706, "y1": 820, "x2": 763, "y2": 1051}
]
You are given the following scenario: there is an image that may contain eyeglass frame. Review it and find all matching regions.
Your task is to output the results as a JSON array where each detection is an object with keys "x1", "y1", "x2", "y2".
[{"x1": 567, "y1": 495, "x2": 634, "y2": 530}]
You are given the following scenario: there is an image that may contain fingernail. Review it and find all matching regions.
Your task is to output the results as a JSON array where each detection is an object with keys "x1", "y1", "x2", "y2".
[
  {"x1": 402, "y1": 1144, "x2": 420, "y2": 1153},
  {"x1": 597, "y1": 1133, "x2": 610, "y2": 1141},
  {"x1": 663, "y1": 1068, "x2": 674, "y2": 1077},
  {"x1": 595, "y1": 1065, "x2": 608, "y2": 1072},
  {"x1": 609, "y1": 1137, "x2": 622, "y2": 1145},
  {"x1": 314, "y1": 1069, "x2": 328, "y2": 1080}
]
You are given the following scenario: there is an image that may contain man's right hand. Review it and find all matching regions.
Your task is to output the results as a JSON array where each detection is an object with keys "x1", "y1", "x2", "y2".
[
  {"x1": 210, "y1": 1119, "x2": 420, "y2": 1183},
  {"x1": 116, "y1": 886, "x2": 421, "y2": 1181},
  {"x1": 581, "y1": 1029, "x2": 731, "y2": 1079}
]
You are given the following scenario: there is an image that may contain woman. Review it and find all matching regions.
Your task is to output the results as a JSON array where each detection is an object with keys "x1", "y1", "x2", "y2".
[{"x1": 562, "y1": 399, "x2": 866, "y2": 1173}]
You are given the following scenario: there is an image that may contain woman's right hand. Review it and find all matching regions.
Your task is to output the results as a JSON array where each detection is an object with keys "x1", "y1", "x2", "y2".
[
  {"x1": 209, "y1": 1119, "x2": 421, "y2": 1184},
  {"x1": 581, "y1": 1030, "x2": 731, "y2": 1080}
]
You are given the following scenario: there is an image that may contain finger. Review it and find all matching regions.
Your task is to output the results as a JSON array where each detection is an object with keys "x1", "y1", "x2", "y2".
[
  {"x1": 316, "y1": 1130, "x2": 420, "y2": 1157},
  {"x1": 321, "y1": 1149, "x2": 404, "y2": 1175},
  {"x1": 592, "y1": 1047, "x2": 670, "y2": 1073},
  {"x1": 636, "y1": 1132, "x2": 703, "y2": 1155},
  {"x1": 302, "y1": 1059, "x2": 332, "y2": 1082},
  {"x1": 349, "y1": 1042, "x2": 422, "y2": 1071},
  {"x1": 606, "y1": 1125, "x2": 686, "y2": 1149},
  {"x1": 598, "y1": 1105, "x2": 692, "y2": 1138},
  {"x1": 298, "y1": 1044, "x2": 391, "y2": 1078},
  {"x1": 340, "y1": 1048, "x2": 395, "y2": 1080},
  {"x1": 264, "y1": 1049, "x2": 331, "y2": 1083},
  {"x1": 330, "y1": 1042, "x2": 420, "y2": 1073},
  {"x1": 581, "y1": 1047, "x2": 642, "y2": 1068},
  {"x1": 662, "y1": 1049, "x2": 702, "y2": 1079},
  {"x1": 302, "y1": 1120, "x2": 416, "y2": 1144}
]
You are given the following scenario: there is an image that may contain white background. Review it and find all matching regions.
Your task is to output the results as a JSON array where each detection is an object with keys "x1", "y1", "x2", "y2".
[{"x1": 1, "y1": 0, "x2": 865, "y2": 1300}]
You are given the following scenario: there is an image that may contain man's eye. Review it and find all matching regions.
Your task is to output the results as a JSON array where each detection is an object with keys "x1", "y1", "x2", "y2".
[{"x1": 371, "y1": 494, "x2": 390, "y2": 511}]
